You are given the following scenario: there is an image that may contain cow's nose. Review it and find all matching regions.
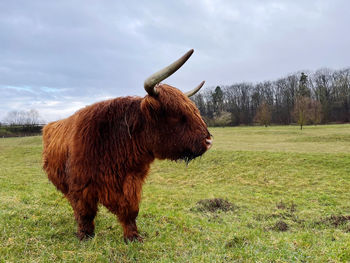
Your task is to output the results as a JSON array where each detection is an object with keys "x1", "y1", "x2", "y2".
[{"x1": 205, "y1": 139, "x2": 213, "y2": 149}]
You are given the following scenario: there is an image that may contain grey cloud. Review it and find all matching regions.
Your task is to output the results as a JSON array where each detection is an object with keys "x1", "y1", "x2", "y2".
[{"x1": 1, "y1": 0, "x2": 350, "y2": 121}]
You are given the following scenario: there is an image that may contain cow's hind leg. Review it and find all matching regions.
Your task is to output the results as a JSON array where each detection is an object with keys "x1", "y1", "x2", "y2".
[{"x1": 68, "y1": 190, "x2": 98, "y2": 240}]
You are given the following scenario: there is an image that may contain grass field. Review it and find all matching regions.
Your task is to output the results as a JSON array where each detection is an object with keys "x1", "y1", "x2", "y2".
[{"x1": 1, "y1": 124, "x2": 350, "y2": 262}]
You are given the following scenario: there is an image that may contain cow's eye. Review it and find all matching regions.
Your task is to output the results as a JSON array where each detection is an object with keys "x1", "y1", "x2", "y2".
[{"x1": 181, "y1": 116, "x2": 187, "y2": 123}]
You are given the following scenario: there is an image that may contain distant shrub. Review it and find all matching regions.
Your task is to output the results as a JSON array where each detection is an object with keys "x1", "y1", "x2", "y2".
[{"x1": 205, "y1": 111, "x2": 232, "y2": 127}]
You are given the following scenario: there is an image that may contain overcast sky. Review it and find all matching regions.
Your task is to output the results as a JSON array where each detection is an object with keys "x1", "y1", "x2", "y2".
[{"x1": 1, "y1": 0, "x2": 349, "y2": 122}]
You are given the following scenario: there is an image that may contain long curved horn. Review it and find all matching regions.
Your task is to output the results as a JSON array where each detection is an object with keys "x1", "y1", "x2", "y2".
[
  {"x1": 185, "y1": 81, "x2": 205, "y2": 97},
  {"x1": 144, "y1": 49, "x2": 194, "y2": 96}
]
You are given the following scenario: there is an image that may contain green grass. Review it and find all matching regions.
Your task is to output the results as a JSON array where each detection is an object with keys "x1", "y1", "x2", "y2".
[{"x1": 1, "y1": 124, "x2": 350, "y2": 262}]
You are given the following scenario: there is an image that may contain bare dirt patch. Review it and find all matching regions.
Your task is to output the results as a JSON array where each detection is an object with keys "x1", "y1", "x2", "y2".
[
  {"x1": 272, "y1": 220, "x2": 289, "y2": 232},
  {"x1": 225, "y1": 236, "x2": 249, "y2": 248},
  {"x1": 326, "y1": 215, "x2": 350, "y2": 227},
  {"x1": 312, "y1": 214, "x2": 350, "y2": 232},
  {"x1": 192, "y1": 198, "x2": 236, "y2": 213},
  {"x1": 256, "y1": 201, "x2": 301, "y2": 225},
  {"x1": 318, "y1": 215, "x2": 350, "y2": 227},
  {"x1": 276, "y1": 201, "x2": 296, "y2": 213}
]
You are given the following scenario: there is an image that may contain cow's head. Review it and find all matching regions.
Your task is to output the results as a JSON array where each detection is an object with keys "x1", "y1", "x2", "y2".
[{"x1": 141, "y1": 49, "x2": 212, "y2": 162}]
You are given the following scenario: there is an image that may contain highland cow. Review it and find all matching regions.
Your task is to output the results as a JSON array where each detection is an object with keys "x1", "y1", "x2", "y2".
[{"x1": 42, "y1": 49, "x2": 212, "y2": 242}]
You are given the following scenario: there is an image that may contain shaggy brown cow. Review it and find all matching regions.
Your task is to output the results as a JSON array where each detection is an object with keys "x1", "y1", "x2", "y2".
[{"x1": 42, "y1": 49, "x2": 212, "y2": 242}]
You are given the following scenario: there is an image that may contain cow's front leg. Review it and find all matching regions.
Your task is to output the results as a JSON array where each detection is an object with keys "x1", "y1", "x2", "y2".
[
  {"x1": 119, "y1": 175, "x2": 144, "y2": 242},
  {"x1": 105, "y1": 202, "x2": 142, "y2": 242},
  {"x1": 119, "y1": 209, "x2": 142, "y2": 243},
  {"x1": 103, "y1": 175, "x2": 144, "y2": 242}
]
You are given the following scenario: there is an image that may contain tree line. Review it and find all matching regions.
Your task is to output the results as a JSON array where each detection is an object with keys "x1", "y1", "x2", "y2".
[
  {"x1": 0, "y1": 109, "x2": 43, "y2": 136},
  {"x1": 1, "y1": 67, "x2": 349, "y2": 133},
  {"x1": 192, "y1": 68, "x2": 350, "y2": 128}
]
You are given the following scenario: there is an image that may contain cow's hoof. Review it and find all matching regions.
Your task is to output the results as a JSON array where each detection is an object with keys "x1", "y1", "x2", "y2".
[
  {"x1": 76, "y1": 231, "x2": 95, "y2": 241},
  {"x1": 124, "y1": 234, "x2": 143, "y2": 243}
]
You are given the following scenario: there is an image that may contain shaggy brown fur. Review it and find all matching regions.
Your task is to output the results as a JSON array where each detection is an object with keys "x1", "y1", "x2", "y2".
[{"x1": 42, "y1": 84, "x2": 211, "y2": 242}]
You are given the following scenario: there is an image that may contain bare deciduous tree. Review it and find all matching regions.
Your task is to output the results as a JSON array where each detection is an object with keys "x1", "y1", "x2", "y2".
[
  {"x1": 293, "y1": 96, "x2": 322, "y2": 130},
  {"x1": 3, "y1": 109, "x2": 41, "y2": 126},
  {"x1": 254, "y1": 101, "x2": 272, "y2": 127}
]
